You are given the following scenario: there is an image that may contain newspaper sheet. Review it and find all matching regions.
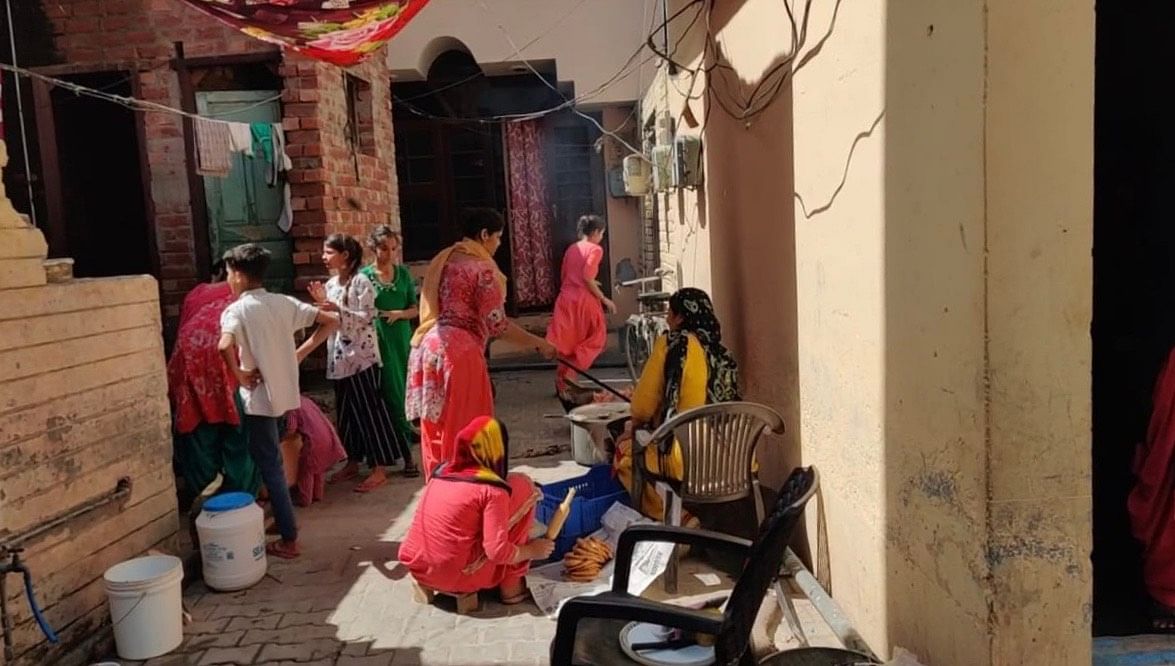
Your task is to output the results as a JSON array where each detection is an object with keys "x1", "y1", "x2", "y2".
[{"x1": 527, "y1": 502, "x2": 676, "y2": 618}]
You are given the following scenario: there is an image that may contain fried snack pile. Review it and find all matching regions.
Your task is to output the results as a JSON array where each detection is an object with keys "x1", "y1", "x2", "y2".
[{"x1": 561, "y1": 537, "x2": 614, "y2": 582}]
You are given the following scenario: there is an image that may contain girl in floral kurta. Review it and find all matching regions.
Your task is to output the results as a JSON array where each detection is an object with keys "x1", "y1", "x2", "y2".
[
  {"x1": 407, "y1": 208, "x2": 557, "y2": 477},
  {"x1": 310, "y1": 234, "x2": 416, "y2": 492},
  {"x1": 360, "y1": 226, "x2": 419, "y2": 449}
]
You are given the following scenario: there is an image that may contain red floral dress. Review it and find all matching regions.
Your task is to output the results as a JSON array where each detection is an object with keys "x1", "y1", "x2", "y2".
[
  {"x1": 406, "y1": 259, "x2": 508, "y2": 475},
  {"x1": 167, "y1": 283, "x2": 240, "y2": 435}
]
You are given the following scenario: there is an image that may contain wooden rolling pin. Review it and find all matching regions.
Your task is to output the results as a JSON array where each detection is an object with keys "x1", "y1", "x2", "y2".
[{"x1": 545, "y1": 488, "x2": 577, "y2": 539}]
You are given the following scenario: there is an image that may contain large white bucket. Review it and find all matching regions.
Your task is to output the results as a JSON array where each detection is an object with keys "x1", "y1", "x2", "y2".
[
  {"x1": 567, "y1": 403, "x2": 630, "y2": 466},
  {"x1": 103, "y1": 555, "x2": 184, "y2": 660},
  {"x1": 195, "y1": 492, "x2": 267, "y2": 591}
]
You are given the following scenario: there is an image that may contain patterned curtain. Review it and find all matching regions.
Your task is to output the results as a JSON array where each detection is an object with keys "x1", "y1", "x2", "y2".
[{"x1": 505, "y1": 121, "x2": 557, "y2": 308}]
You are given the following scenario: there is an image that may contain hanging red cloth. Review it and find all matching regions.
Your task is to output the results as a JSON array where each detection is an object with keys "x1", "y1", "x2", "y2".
[
  {"x1": 174, "y1": 0, "x2": 431, "y2": 67},
  {"x1": 1129, "y1": 346, "x2": 1175, "y2": 607},
  {"x1": 504, "y1": 121, "x2": 557, "y2": 308}
]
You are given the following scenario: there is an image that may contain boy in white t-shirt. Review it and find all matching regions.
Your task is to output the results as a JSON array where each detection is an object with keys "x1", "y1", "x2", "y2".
[{"x1": 218, "y1": 243, "x2": 337, "y2": 559}]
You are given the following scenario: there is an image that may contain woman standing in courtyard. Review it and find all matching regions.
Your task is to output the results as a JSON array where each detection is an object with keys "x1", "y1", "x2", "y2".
[
  {"x1": 407, "y1": 208, "x2": 557, "y2": 476},
  {"x1": 546, "y1": 214, "x2": 615, "y2": 398},
  {"x1": 361, "y1": 225, "x2": 420, "y2": 456}
]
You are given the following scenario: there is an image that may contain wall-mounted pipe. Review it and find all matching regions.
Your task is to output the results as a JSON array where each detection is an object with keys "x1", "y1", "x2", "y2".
[
  {"x1": 0, "y1": 478, "x2": 132, "y2": 661},
  {"x1": 0, "y1": 478, "x2": 132, "y2": 551}
]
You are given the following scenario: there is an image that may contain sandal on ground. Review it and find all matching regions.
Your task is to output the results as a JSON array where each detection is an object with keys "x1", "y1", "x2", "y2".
[
  {"x1": 267, "y1": 539, "x2": 300, "y2": 559},
  {"x1": 354, "y1": 473, "x2": 388, "y2": 493},
  {"x1": 501, "y1": 588, "x2": 531, "y2": 605},
  {"x1": 402, "y1": 462, "x2": 421, "y2": 478},
  {"x1": 1152, "y1": 601, "x2": 1175, "y2": 632},
  {"x1": 328, "y1": 465, "x2": 360, "y2": 485}
]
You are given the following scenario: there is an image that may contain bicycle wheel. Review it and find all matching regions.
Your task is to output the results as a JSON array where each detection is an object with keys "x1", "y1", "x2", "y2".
[{"x1": 623, "y1": 323, "x2": 648, "y2": 382}]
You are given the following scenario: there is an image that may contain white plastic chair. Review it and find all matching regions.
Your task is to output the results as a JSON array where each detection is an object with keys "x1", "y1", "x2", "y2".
[{"x1": 632, "y1": 401, "x2": 786, "y2": 592}]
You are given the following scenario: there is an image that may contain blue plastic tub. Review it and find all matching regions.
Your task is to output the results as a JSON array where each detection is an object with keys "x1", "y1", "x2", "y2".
[{"x1": 535, "y1": 464, "x2": 630, "y2": 560}]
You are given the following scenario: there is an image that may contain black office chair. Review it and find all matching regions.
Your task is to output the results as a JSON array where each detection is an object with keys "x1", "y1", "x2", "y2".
[{"x1": 549, "y1": 466, "x2": 820, "y2": 666}]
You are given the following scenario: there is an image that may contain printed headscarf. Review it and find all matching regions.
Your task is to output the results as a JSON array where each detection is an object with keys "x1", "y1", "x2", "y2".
[
  {"x1": 432, "y1": 416, "x2": 512, "y2": 493},
  {"x1": 662, "y1": 288, "x2": 741, "y2": 424}
]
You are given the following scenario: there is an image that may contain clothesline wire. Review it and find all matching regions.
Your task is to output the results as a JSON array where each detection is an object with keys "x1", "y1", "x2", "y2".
[
  {"x1": 0, "y1": 61, "x2": 281, "y2": 123},
  {"x1": 392, "y1": 48, "x2": 654, "y2": 127},
  {"x1": 0, "y1": 0, "x2": 674, "y2": 153},
  {"x1": 394, "y1": 0, "x2": 689, "y2": 159},
  {"x1": 394, "y1": 0, "x2": 593, "y2": 104},
  {"x1": 476, "y1": 0, "x2": 651, "y2": 161},
  {"x1": 392, "y1": 2, "x2": 666, "y2": 128}
]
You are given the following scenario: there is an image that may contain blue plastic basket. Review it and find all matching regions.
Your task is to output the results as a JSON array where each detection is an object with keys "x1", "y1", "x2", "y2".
[{"x1": 535, "y1": 464, "x2": 630, "y2": 560}]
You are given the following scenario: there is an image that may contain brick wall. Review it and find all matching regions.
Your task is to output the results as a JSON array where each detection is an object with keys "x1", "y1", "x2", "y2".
[
  {"x1": 41, "y1": 0, "x2": 399, "y2": 332},
  {"x1": 43, "y1": 0, "x2": 275, "y2": 330},
  {"x1": 283, "y1": 57, "x2": 399, "y2": 290}
]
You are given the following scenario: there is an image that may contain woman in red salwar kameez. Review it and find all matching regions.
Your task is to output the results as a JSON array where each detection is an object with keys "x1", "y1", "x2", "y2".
[
  {"x1": 546, "y1": 214, "x2": 615, "y2": 396},
  {"x1": 406, "y1": 208, "x2": 556, "y2": 477},
  {"x1": 398, "y1": 416, "x2": 554, "y2": 603},
  {"x1": 1129, "y1": 345, "x2": 1175, "y2": 630}
]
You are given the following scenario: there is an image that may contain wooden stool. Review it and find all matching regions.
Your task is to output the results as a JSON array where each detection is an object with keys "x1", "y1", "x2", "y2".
[{"x1": 411, "y1": 580, "x2": 479, "y2": 614}]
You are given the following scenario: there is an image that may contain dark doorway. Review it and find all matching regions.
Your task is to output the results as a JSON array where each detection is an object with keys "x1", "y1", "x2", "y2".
[
  {"x1": 546, "y1": 110, "x2": 612, "y2": 302},
  {"x1": 392, "y1": 49, "x2": 580, "y2": 312},
  {"x1": 34, "y1": 71, "x2": 152, "y2": 278},
  {"x1": 1092, "y1": 2, "x2": 1175, "y2": 636}
]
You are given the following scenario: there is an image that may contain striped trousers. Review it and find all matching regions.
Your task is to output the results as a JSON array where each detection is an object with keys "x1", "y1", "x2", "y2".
[{"x1": 334, "y1": 364, "x2": 411, "y2": 467}]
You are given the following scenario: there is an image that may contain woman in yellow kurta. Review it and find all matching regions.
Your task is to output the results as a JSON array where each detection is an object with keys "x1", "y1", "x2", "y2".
[{"x1": 613, "y1": 288, "x2": 740, "y2": 519}]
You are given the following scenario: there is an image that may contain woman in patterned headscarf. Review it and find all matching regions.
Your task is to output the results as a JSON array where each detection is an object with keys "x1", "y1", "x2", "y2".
[
  {"x1": 398, "y1": 417, "x2": 554, "y2": 604},
  {"x1": 613, "y1": 288, "x2": 741, "y2": 519}
]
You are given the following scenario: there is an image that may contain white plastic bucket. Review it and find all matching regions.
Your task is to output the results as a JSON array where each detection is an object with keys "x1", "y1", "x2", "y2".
[
  {"x1": 567, "y1": 403, "x2": 630, "y2": 466},
  {"x1": 196, "y1": 492, "x2": 267, "y2": 591},
  {"x1": 103, "y1": 555, "x2": 184, "y2": 660}
]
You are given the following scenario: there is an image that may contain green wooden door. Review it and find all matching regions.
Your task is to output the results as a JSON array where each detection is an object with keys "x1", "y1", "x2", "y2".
[{"x1": 197, "y1": 91, "x2": 293, "y2": 294}]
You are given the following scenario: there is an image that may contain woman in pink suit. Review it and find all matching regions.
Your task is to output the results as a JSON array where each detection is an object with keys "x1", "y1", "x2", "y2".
[
  {"x1": 546, "y1": 215, "x2": 615, "y2": 396},
  {"x1": 407, "y1": 208, "x2": 557, "y2": 477}
]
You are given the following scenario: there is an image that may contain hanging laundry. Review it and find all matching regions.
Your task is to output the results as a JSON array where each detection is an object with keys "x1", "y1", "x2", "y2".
[
  {"x1": 251, "y1": 122, "x2": 274, "y2": 167},
  {"x1": 227, "y1": 122, "x2": 254, "y2": 157},
  {"x1": 267, "y1": 123, "x2": 296, "y2": 233},
  {"x1": 272, "y1": 123, "x2": 293, "y2": 174},
  {"x1": 194, "y1": 118, "x2": 232, "y2": 177}
]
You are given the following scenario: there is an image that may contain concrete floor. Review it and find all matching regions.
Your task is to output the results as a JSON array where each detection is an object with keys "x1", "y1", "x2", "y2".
[
  {"x1": 1095, "y1": 636, "x2": 1175, "y2": 666},
  {"x1": 109, "y1": 370, "x2": 845, "y2": 665}
]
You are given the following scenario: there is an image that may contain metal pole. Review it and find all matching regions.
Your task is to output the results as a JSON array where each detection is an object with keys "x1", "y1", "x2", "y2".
[
  {"x1": 0, "y1": 567, "x2": 13, "y2": 663},
  {"x1": 3, "y1": 0, "x2": 39, "y2": 227},
  {"x1": 782, "y1": 548, "x2": 877, "y2": 660}
]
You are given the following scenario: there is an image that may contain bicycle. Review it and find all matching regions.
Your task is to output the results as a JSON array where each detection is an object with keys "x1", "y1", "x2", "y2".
[{"x1": 616, "y1": 267, "x2": 674, "y2": 381}]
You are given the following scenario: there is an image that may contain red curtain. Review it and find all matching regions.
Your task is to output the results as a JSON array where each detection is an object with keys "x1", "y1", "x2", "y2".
[
  {"x1": 505, "y1": 121, "x2": 557, "y2": 308},
  {"x1": 174, "y1": 0, "x2": 431, "y2": 67}
]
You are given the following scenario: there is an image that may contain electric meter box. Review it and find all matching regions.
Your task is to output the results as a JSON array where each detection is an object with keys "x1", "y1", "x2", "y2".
[
  {"x1": 622, "y1": 154, "x2": 651, "y2": 196},
  {"x1": 674, "y1": 135, "x2": 703, "y2": 188}
]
